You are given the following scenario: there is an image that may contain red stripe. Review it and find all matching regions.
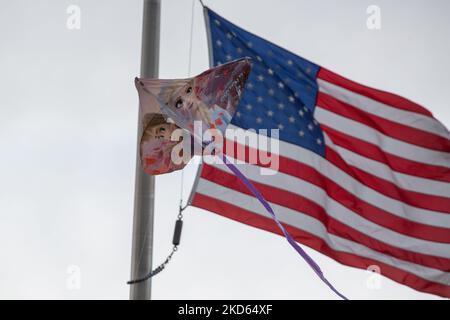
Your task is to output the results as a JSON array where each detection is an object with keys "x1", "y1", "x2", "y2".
[
  {"x1": 321, "y1": 125, "x2": 450, "y2": 183},
  {"x1": 317, "y1": 92, "x2": 450, "y2": 152},
  {"x1": 224, "y1": 132, "x2": 450, "y2": 213},
  {"x1": 317, "y1": 68, "x2": 434, "y2": 117},
  {"x1": 192, "y1": 193, "x2": 450, "y2": 298},
  {"x1": 325, "y1": 146, "x2": 450, "y2": 214},
  {"x1": 200, "y1": 164, "x2": 450, "y2": 271},
  {"x1": 222, "y1": 139, "x2": 450, "y2": 243}
]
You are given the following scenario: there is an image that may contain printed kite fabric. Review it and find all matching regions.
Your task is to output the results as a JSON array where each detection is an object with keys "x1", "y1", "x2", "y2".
[{"x1": 135, "y1": 58, "x2": 251, "y2": 175}]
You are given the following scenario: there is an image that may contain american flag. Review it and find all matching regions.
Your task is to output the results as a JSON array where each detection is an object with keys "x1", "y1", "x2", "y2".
[{"x1": 188, "y1": 7, "x2": 450, "y2": 298}]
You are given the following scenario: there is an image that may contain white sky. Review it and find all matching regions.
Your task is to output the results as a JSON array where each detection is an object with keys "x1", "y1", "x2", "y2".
[{"x1": 0, "y1": 0, "x2": 448, "y2": 299}]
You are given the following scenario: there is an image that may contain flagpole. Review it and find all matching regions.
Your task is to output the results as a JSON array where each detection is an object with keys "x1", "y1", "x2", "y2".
[{"x1": 129, "y1": 0, "x2": 160, "y2": 300}]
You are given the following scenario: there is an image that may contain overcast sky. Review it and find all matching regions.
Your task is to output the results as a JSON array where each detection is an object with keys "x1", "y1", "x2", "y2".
[{"x1": 0, "y1": 0, "x2": 448, "y2": 299}]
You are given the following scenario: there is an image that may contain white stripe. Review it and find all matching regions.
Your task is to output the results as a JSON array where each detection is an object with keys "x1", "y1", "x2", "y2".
[
  {"x1": 225, "y1": 124, "x2": 450, "y2": 228},
  {"x1": 195, "y1": 179, "x2": 450, "y2": 286},
  {"x1": 323, "y1": 134, "x2": 450, "y2": 198},
  {"x1": 207, "y1": 160, "x2": 450, "y2": 258},
  {"x1": 317, "y1": 78, "x2": 450, "y2": 140},
  {"x1": 315, "y1": 107, "x2": 450, "y2": 168}
]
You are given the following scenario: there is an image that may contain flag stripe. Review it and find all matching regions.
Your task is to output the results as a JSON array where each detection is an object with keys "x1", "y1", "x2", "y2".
[
  {"x1": 221, "y1": 137, "x2": 450, "y2": 243},
  {"x1": 224, "y1": 127, "x2": 450, "y2": 229},
  {"x1": 325, "y1": 139, "x2": 450, "y2": 198},
  {"x1": 317, "y1": 91, "x2": 450, "y2": 152},
  {"x1": 325, "y1": 145, "x2": 450, "y2": 213},
  {"x1": 201, "y1": 162, "x2": 450, "y2": 269},
  {"x1": 192, "y1": 192, "x2": 450, "y2": 298},
  {"x1": 194, "y1": 179, "x2": 450, "y2": 285},
  {"x1": 317, "y1": 68, "x2": 436, "y2": 118},
  {"x1": 321, "y1": 124, "x2": 450, "y2": 183},
  {"x1": 315, "y1": 107, "x2": 450, "y2": 168},
  {"x1": 317, "y1": 78, "x2": 450, "y2": 141}
]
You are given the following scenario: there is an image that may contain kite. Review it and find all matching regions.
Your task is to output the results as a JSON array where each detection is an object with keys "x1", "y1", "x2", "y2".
[{"x1": 135, "y1": 58, "x2": 251, "y2": 175}]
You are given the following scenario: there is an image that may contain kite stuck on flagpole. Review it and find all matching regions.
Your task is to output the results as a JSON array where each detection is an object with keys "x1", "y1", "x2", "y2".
[
  {"x1": 130, "y1": 0, "x2": 450, "y2": 300},
  {"x1": 134, "y1": 55, "x2": 347, "y2": 298}
]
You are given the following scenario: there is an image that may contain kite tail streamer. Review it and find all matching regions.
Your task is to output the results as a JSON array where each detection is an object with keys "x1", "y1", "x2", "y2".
[{"x1": 221, "y1": 153, "x2": 348, "y2": 300}]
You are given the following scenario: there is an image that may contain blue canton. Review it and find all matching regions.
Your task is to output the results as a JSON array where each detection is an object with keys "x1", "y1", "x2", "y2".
[{"x1": 207, "y1": 8, "x2": 325, "y2": 156}]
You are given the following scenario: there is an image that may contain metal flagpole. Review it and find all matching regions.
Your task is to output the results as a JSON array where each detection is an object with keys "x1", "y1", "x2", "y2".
[{"x1": 129, "y1": 0, "x2": 160, "y2": 300}]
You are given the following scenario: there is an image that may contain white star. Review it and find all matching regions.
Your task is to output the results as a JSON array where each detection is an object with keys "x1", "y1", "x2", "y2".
[
  {"x1": 288, "y1": 116, "x2": 295, "y2": 123},
  {"x1": 217, "y1": 61, "x2": 222, "y2": 65},
  {"x1": 294, "y1": 92, "x2": 300, "y2": 98},
  {"x1": 313, "y1": 119, "x2": 319, "y2": 126},
  {"x1": 216, "y1": 40, "x2": 222, "y2": 47},
  {"x1": 214, "y1": 19, "x2": 221, "y2": 26},
  {"x1": 267, "y1": 110, "x2": 274, "y2": 117},
  {"x1": 267, "y1": 50, "x2": 273, "y2": 56},
  {"x1": 247, "y1": 41, "x2": 253, "y2": 48},
  {"x1": 288, "y1": 96, "x2": 295, "y2": 103},
  {"x1": 246, "y1": 104, "x2": 252, "y2": 110},
  {"x1": 303, "y1": 106, "x2": 308, "y2": 112},
  {"x1": 256, "y1": 117, "x2": 262, "y2": 123},
  {"x1": 298, "y1": 130, "x2": 305, "y2": 137},
  {"x1": 308, "y1": 123, "x2": 314, "y2": 131},
  {"x1": 278, "y1": 123, "x2": 284, "y2": 130},
  {"x1": 236, "y1": 111, "x2": 241, "y2": 118},
  {"x1": 317, "y1": 138, "x2": 322, "y2": 145},
  {"x1": 298, "y1": 110, "x2": 304, "y2": 117},
  {"x1": 236, "y1": 47, "x2": 243, "y2": 54},
  {"x1": 257, "y1": 75, "x2": 264, "y2": 82},
  {"x1": 278, "y1": 82, "x2": 284, "y2": 89},
  {"x1": 226, "y1": 33, "x2": 233, "y2": 39},
  {"x1": 268, "y1": 89, "x2": 274, "y2": 96},
  {"x1": 296, "y1": 71, "x2": 303, "y2": 78},
  {"x1": 287, "y1": 59, "x2": 293, "y2": 66},
  {"x1": 278, "y1": 103, "x2": 284, "y2": 110},
  {"x1": 257, "y1": 96, "x2": 264, "y2": 103},
  {"x1": 306, "y1": 67, "x2": 312, "y2": 74},
  {"x1": 246, "y1": 82, "x2": 253, "y2": 89},
  {"x1": 225, "y1": 54, "x2": 232, "y2": 61},
  {"x1": 267, "y1": 68, "x2": 274, "y2": 75},
  {"x1": 256, "y1": 55, "x2": 263, "y2": 62}
]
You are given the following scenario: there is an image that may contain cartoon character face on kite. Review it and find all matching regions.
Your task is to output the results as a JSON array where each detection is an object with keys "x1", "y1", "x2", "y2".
[
  {"x1": 136, "y1": 57, "x2": 252, "y2": 175},
  {"x1": 139, "y1": 113, "x2": 184, "y2": 175},
  {"x1": 160, "y1": 79, "x2": 234, "y2": 134}
]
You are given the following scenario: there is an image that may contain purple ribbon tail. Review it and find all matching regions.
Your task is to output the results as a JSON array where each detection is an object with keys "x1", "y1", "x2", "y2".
[{"x1": 222, "y1": 154, "x2": 348, "y2": 300}]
